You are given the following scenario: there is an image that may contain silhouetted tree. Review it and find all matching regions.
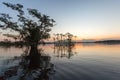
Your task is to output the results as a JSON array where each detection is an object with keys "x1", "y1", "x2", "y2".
[
  {"x1": 65, "y1": 32, "x2": 73, "y2": 46},
  {"x1": 0, "y1": 2, "x2": 55, "y2": 45},
  {"x1": 0, "y1": 2, "x2": 55, "y2": 69}
]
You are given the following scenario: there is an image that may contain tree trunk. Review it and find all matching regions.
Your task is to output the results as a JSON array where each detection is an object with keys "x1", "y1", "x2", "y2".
[{"x1": 28, "y1": 44, "x2": 41, "y2": 69}]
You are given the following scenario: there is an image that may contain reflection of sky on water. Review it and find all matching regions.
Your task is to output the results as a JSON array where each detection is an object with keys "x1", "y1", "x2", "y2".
[
  {"x1": 0, "y1": 43, "x2": 120, "y2": 59},
  {"x1": 0, "y1": 47, "x2": 23, "y2": 57},
  {"x1": 0, "y1": 44, "x2": 120, "y2": 80}
]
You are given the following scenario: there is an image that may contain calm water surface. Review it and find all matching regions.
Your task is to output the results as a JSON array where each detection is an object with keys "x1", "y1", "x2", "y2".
[{"x1": 0, "y1": 43, "x2": 120, "y2": 80}]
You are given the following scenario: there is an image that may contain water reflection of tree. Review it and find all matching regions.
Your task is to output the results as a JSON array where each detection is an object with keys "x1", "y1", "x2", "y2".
[
  {"x1": 22, "y1": 46, "x2": 51, "y2": 69},
  {"x1": 20, "y1": 46, "x2": 55, "y2": 80},
  {"x1": 53, "y1": 45, "x2": 77, "y2": 59},
  {"x1": 1, "y1": 46, "x2": 55, "y2": 80}
]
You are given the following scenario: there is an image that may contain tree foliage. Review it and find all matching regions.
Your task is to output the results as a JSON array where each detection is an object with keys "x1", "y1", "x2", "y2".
[{"x1": 0, "y1": 2, "x2": 55, "y2": 45}]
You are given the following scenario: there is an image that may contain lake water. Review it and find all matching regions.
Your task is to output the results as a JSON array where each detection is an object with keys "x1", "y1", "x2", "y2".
[{"x1": 0, "y1": 43, "x2": 120, "y2": 80}]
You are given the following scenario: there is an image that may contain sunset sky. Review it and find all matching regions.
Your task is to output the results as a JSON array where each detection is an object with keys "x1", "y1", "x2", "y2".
[{"x1": 0, "y1": 0, "x2": 120, "y2": 40}]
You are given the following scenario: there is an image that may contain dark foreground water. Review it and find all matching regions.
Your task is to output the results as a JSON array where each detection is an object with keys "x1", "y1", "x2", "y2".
[{"x1": 0, "y1": 43, "x2": 120, "y2": 80}]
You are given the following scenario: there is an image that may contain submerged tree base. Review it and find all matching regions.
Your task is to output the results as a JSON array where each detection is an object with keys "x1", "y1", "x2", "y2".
[{"x1": 0, "y1": 54, "x2": 55, "y2": 80}]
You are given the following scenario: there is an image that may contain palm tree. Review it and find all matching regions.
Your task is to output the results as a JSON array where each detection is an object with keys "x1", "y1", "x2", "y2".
[
  {"x1": 60, "y1": 33, "x2": 63, "y2": 44},
  {"x1": 74, "y1": 36, "x2": 77, "y2": 43},
  {"x1": 65, "y1": 32, "x2": 73, "y2": 46}
]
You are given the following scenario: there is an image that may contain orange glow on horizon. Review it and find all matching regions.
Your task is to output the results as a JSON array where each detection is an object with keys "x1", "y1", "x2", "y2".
[
  {"x1": 0, "y1": 33, "x2": 120, "y2": 42},
  {"x1": 49, "y1": 33, "x2": 120, "y2": 42},
  {"x1": 73, "y1": 33, "x2": 120, "y2": 41}
]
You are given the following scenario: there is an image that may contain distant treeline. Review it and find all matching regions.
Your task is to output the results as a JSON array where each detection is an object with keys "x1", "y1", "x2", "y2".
[
  {"x1": 0, "y1": 40, "x2": 120, "y2": 47},
  {"x1": 95, "y1": 40, "x2": 120, "y2": 44},
  {"x1": 0, "y1": 41, "x2": 52, "y2": 47},
  {"x1": 0, "y1": 41, "x2": 27, "y2": 47}
]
